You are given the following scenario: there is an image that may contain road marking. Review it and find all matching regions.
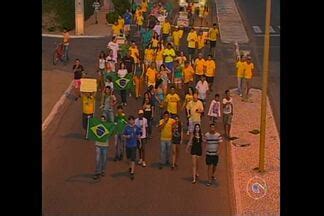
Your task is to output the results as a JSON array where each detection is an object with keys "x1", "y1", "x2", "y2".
[
  {"x1": 269, "y1": 26, "x2": 275, "y2": 33},
  {"x1": 252, "y1": 26, "x2": 262, "y2": 33},
  {"x1": 42, "y1": 34, "x2": 106, "y2": 38},
  {"x1": 255, "y1": 34, "x2": 280, "y2": 37}
]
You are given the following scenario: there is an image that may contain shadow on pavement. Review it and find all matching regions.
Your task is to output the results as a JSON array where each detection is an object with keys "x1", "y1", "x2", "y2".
[
  {"x1": 110, "y1": 171, "x2": 129, "y2": 179},
  {"x1": 66, "y1": 173, "x2": 100, "y2": 184},
  {"x1": 61, "y1": 133, "x2": 84, "y2": 140},
  {"x1": 149, "y1": 162, "x2": 163, "y2": 169}
]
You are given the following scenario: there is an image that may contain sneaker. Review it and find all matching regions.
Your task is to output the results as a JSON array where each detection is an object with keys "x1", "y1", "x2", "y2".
[
  {"x1": 206, "y1": 182, "x2": 212, "y2": 187},
  {"x1": 138, "y1": 159, "x2": 143, "y2": 165},
  {"x1": 142, "y1": 161, "x2": 146, "y2": 167}
]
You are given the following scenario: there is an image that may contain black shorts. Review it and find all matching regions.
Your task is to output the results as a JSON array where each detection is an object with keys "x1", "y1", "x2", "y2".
[
  {"x1": 126, "y1": 147, "x2": 137, "y2": 161},
  {"x1": 82, "y1": 113, "x2": 94, "y2": 130},
  {"x1": 206, "y1": 155, "x2": 219, "y2": 166},
  {"x1": 206, "y1": 76, "x2": 214, "y2": 84},
  {"x1": 188, "y1": 47, "x2": 195, "y2": 55},
  {"x1": 210, "y1": 40, "x2": 217, "y2": 48},
  {"x1": 137, "y1": 138, "x2": 147, "y2": 149}
]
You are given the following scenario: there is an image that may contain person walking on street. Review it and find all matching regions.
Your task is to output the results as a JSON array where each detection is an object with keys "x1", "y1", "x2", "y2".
[
  {"x1": 186, "y1": 123, "x2": 203, "y2": 184},
  {"x1": 173, "y1": 60, "x2": 183, "y2": 89},
  {"x1": 159, "y1": 64, "x2": 171, "y2": 94},
  {"x1": 133, "y1": 62, "x2": 144, "y2": 99},
  {"x1": 129, "y1": 41, "x2": 140, "y2": 64},
  {"x1": 172, "y1": 26, "x2": 184, "y2": 51},
  {"x1": 62, "y1": 28, "x2": 70, "y2": 63},
  {"x1": 155, "y1": 42, "x2": 164, "y2": 70},
  {"x1": 197, "y1": 30, "x2": 206, "y2": 55},
  {"x1": 163, "y1": 43, "x2": 176, "y2": 77},
  {"x1": 157, "y1": 111, "x2": 176, "y2": 169},
  {"x1": 106, "y1": 49, "x2": 116, "y2": 72},
  {"x1": 208, "y1": 23, "x2": 219, "y2": 57},
  {"x1": 107, "y1": 36, "x2": 119, "y2": 65},
  {"x1": 183, "y1": 61, "x2": 195, "y2": 93},
  {"x1": 164, "y1": 85, "x2": 181, "y2": 119},
  {"x1": 135, "y1": 110, "x2": 148, "y2": 167},
  {"x1": 186, "y1": 92, "x2": 204, "y2": 138},
  {"x1": 204, "y1": 54, "x2": 216, "y2": 91},
  {"x1": 97, "y1": 51, "x2": 107, "y2": 94},
  {"x1": 145, "y1": 62, "x2": 158, "y2": 88},
  {"x1": 243, "y1": 56, "x2": 254, "y2": 99},
  {"x1": 187, "y1": 27, "x2": 198, "y2": 61},
  {"x1": 92, "y1": 0, "x2": 101, "y2": 24},
  {"x1": 123, "y1": 115, "x2": 142, "y2": 180},
  {"x1": 100, "y1": 86, "x2": 117, "y2": 123},
  {"x1": 122, "y1": 50, "x2": 135, "y2": 74},
  {"x1": 154, "y1": 79, "x2": 165, "y2": 119},
  {"x1": 93, "y1": 115, "x2": 110, "y2": 180},
  {"x1": 204, "y1": 123, "x2": 223, "y2": 186},
  {"x1": 114, "y1": 105, "x2": 127, "y2": 161},
  {"x1": 207, "y1": 93, "x2": 221, "y2": 124},
  {"x1": 81, "y1": 92, "x2": 96, "y2": 139},
  {"x1": 222, "y1": 90, "x2": 234, "y2": 139},
  {"x1": 182, "y1": 86, "x2": 194, "y2": 134},
  {"x1": 143, "y1": 97, "x2": 154, "y2": 138},
  {"x1": 171, "y1": 114, "x2": 183, "y2": 170},
  {"x1": 195, "y1": 75, "x2": 209, "y2": 105},
  {"x1": 123, "y1": 9, "x2": 133, "y2": 37},
  {"x1": 236, "y1": 55, "x2": 246, "y2": 96},
  {"x1": 72, "y1": 58, "x2": 85, "y2": 100},
  {"x1": 194, "y1": 53, "x2": 206, "y2": 84},
  {"x1": 117, "y1": 62, "x2": 128, "y2": 106}
]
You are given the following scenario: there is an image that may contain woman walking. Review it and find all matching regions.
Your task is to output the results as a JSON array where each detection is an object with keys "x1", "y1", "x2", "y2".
[{"x1": 171, "y1": 115, "x2": 183, "y2": 169}]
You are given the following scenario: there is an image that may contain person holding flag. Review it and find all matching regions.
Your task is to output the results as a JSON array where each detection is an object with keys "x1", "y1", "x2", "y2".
[
  {"x1": 114, "y1": 105, "x2": 128, "y2": 161},
  {"x1": 123, "y1": 116, "x2": 142, "y2": 180}
]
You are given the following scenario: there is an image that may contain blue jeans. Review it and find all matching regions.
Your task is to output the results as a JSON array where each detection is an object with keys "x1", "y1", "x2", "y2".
[
  {"x1": 95, "y1": 146, "x2": 108, "y2": 174},
  {"x1": 160, "y1": 140, "x2": 172, "y2": 164},
  {"x1": 63, "y1": 45, "x2": 69, "y2": 62},
  {"x1": 165, "y1": 62, "x2": 174, "y2": 73},
  {"x1": 115, "y1": 134, "x2": 125, "y2": 159},
  {"x1": 103, "y1": 109, "x2": 114, "y2": 123},
  {"x1": 237, "y1": 77, "x2": 243, "y2": 94}
]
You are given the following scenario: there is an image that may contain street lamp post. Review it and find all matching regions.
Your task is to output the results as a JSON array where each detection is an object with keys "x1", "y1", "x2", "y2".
[
  {"x1": 75, "y1": 0, "x2": 84, "y2": 35},
  {"x1": 255, "y1": 0, "x2": 272, "y2": 173}
]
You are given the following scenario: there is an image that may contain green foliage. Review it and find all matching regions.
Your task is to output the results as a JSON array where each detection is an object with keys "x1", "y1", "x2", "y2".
[
  {"x1": 106, "y1": 11, "x2": 119, "y2": 24},
  {"x1": 112, "y1": 0, "x2": 131, "y2": 16}
]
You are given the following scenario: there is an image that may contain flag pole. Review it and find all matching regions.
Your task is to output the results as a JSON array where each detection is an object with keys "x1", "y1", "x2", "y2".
[{"x1": 86, "y1": 115, "x2": 90, "y2": 140}]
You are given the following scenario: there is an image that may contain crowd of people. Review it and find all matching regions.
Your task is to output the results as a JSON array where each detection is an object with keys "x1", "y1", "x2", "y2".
[{"x1": 65, "y1": 0, "x2": 254, "y2": 185}]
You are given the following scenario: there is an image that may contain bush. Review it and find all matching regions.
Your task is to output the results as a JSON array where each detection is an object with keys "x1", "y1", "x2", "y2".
[
  {"x1": 112, "y1": 0, "x2": 131, "y2": 16},
  {"x1": 43, "y1": 0, "x2": 95, "y2": 31},
  {"x1": 106, "y1": 11, "x2": 119, "y2": 24}
]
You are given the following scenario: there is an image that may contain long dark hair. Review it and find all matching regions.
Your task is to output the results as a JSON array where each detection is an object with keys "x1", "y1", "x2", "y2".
[
  {"x1": 99, "y1": 51, "x2": 106, "y2": 59},
  {"x1": 193, "y1": 124, "x2": 202, "y2": 139}
]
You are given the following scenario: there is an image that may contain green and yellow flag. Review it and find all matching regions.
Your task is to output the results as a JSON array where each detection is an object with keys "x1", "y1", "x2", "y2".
[{"x1": 87, "y1": 117, "x2": 115, "y2": 142}]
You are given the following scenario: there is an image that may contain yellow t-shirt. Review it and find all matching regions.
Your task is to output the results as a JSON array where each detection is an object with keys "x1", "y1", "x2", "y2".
[
  {"x1": 187, "y1": 31, "x2": 198, "y2": 48},
  {"x1": 163, "y1": 48, "x2": 176, "y2": 63},
  {"x1": 162, "y1": 22, "x2": 171, "y2": 34},
  {"x1": 82, "y1": 95, "x2": 95, "y2": 114},
  {"x1": 152, "y1": 38, "x2": 159, "y2": 48},
  {"x1": 155, "y1": 49, "x2": 164, "y2": 61},
  {"x1": 205, "y1": 60, "x2": 216, "y2": 77},
  {"x1": 118, "y1": 18, "x2": 125, "y2": 29},
  {"x1": 159, "y1": 118, "x2": 176, "y2": 141},
  {"x1": 129, "y1": 47, "x2": 140, "y2": 63},
  {"x1": 208, "y1": 28, "x2": 219, "y2": 41},
  {"x1": 183, "y1": 65, "x2": 195, "y2": 83},
  {"x1": 195, "y1": 58, "x2": 206, "y2": 75},
  {"x1": 197, "y1": 35, "x2": 206, "y2": 49},
  {"x1": 63, "y1": 32, "x2": 70, "y2": 45},
  {"x1": 141, "y1": 2, "x2": 148, "y2": 12},
  {"x1": 137, "y1": 15, "x2": 144, "y2": 25},
  {"x1": 172, "y1": 30, "x2": 183, "y2": 46},
  {"x1": 244, "y1": 62, "x2": 254, "y2": 79},
  {"x1": 186, "y1": 100, "x2": 204, "y2": 122},
  {"x1": 236, "y1": 61, "x2": 245, "y2": 78},
  {"x1": 112, "y1": 24, "x2": 122, "y2": 35},
  {"x1": 145, "y1": 49, "x2": 155, "y2": 61},
  {"x1": 165, "y1": 93, "x2": 180, "y2": 114},
  {"x1": 185, "y1": 94, "x2": 193, "y2": 104},
  {"x1": 146, "y1": 68, "x2": 157, "y2": 84}
]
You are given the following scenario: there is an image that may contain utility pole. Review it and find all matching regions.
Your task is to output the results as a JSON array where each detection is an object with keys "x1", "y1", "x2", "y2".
[{"x1": 75, "y1": 0, "x2": 84, "y2": 35}]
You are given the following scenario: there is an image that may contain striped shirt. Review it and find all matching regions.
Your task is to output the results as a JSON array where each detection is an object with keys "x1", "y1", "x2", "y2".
[
  {"x1": 92, "y1": 2, "x2": 101, "y2": 11},
  {"x1": 205, "y1": 132, "x2": 222, "y2": 156}
]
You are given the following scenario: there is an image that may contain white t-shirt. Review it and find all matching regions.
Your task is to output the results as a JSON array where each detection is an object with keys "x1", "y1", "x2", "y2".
[
  {"x1": 99, "y1": 58, "x2": 106, "y2": 69},
  {"x1": 107, "y1": 41, "x2": 119, "y2": 62},
  {"x1": 117, "y1": 69, "x2": 128, "y2": 78},
  {"x1": 208, "y1": 100, "x2": 221, "y2": 117},
  {"x1": 222, "y1": 97, "x2": 233, "y2": 114},
  {"x1": 196, "y1": 80, "x2": 209, "y2": 99},
  {"x1": 153, "y1": 24, "x2": 162, "y2": 36},
  {"x1": 135, "y1": 117, "x2": 148, "y2": 138}
]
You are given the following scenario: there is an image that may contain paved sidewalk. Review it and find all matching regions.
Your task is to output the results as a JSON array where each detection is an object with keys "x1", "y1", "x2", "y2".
[
  {"x1": 229, "y1": 88, "x2": 280, "y2": 215},
  {"x1": 215, "y1": 0, "x2": 249, "y2": 43}
]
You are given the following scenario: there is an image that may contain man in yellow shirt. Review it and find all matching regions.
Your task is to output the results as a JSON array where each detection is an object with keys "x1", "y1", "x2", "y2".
[
  {"x1": 158, "y1": 111, "x2": 176, "y2": 169},
  {"x1": 194, "y1": 53, "x2": 206, "y2": 83},
  {"x1": 82, "y1": 92, "x2": 96, "y2": 139},
  {"x1": 187, "y1": 27, "x2": 198, "y2": 61},
  {"x1": 197, "y1": 30, "x2": 206, "y2": 54},
  {"x1": 112, "y1": 21, "x2": 122, "y2": 36},
  {"x1": 163, "y1": 43, "x2": 176, "y2": 74},
  {"x1": 144, "y1": 45, "x2": 155, "y2": 70},
  {"x1": 172, "y1": 26, "x2": 184, "y2": 51},
  {"x1": 145, "y1": 62, "x2": 158, "y2": 87},
  {"x1": 186, "y1": 92, "x2": 204, "y2": 135},
  {"x1": 243, "y1": 56, "x2": 254, "y2": 98},
  {"x1": 208, "y1": 23, "x2": 219, "y2": 56},
  {"x1": 129, "y1": 41, "x2": 140, "y2": 64},
  {"x1": 164, "y1": 86, "x2": 181, "y2": 119},
  {"x1": 236, "y1": 55, "x2": 246, "y2": 96},
  {"x1": 204, "y1": 54, "x2": 216, "y2": 91},
  {"x1": 118, "y1": 16, "x2": 125, "y2": 30},
  {"x1": 162, "y1": 19, "x2": 172, "y2": 42},
  {"x1": 183, "y1": 60, "x2": 195, "y2": 92}
]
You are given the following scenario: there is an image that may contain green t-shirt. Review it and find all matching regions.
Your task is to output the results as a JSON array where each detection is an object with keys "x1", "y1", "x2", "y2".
[{"x1": 174, "y1": 66, "x2": 183, "y2": 78}]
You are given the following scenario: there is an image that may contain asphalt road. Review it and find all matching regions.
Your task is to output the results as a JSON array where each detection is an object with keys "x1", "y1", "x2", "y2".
[
  {"x1": 42, "y1": 2, "x2": 237, "y2": 215},
  {"x1": 235, "y1": 0, "x2": 280, "y2": 131}
]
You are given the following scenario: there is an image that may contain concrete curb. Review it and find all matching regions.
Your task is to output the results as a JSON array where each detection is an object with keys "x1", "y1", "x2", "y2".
[
  {"x1": 42, "y1": 81, "x2": 74, "y2": 132},
  {"x1": 42, "y1": 34, "x2": 107, "y2": 39}
]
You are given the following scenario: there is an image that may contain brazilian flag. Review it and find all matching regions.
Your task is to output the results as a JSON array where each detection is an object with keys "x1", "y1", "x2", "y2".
[
  {"x1": 88, "y1": 117, "x2": 115, "y2": 142},
  {"x1": 113, "y1": 115, "x2": 128, "y2": 135},
  {"x1": 105, "y1": 72, "x2": 134, "y2": 91}
]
